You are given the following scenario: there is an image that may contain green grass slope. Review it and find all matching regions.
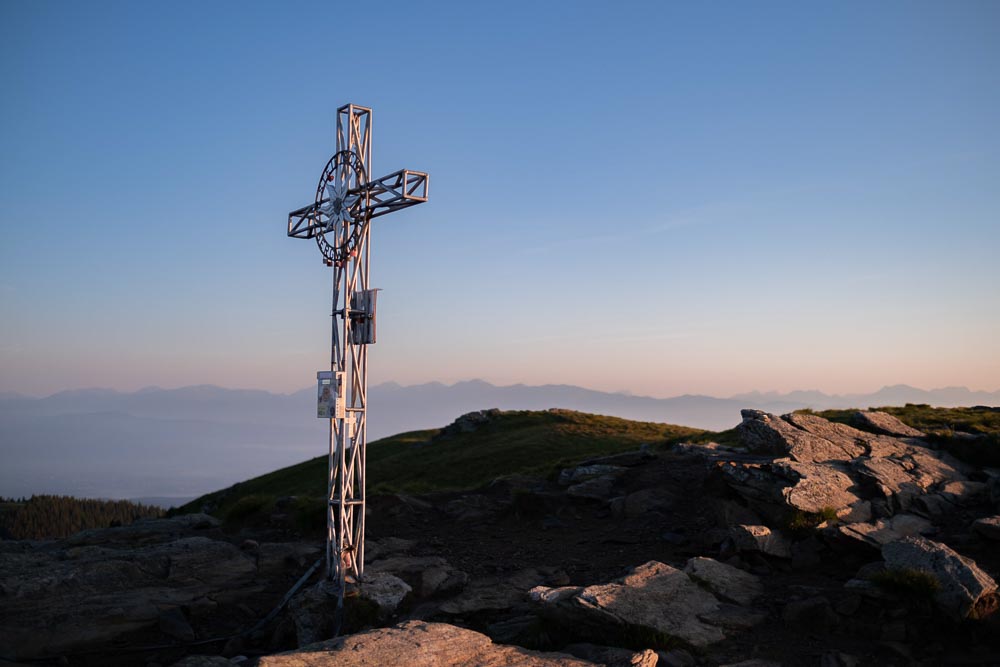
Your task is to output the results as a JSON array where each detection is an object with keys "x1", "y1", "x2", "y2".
[
  {"x1": 177, "y1": 404, "x2": 997, "y2": 528},
  {"x1": 177, "y1": 409, "x2": 705, "y2": 521}
]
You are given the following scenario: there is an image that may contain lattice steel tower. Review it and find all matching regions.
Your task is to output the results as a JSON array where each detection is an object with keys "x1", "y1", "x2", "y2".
[{"x1": 286, "y1": 104, "x2": 428, "y2": 601}]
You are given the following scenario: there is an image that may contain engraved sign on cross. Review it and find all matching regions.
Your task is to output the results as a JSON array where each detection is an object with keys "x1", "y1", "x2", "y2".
[{"x1": 286, "y1": 104, "x2": 428, "y2": 602}]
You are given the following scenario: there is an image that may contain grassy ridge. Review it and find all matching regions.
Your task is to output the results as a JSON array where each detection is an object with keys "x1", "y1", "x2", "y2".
[
  {"x1": 178, "y1": 404, "x2": 998, "y2": 526},
  {"x1": 178, "y1": 409, "x2": 704, "y2": 520}
]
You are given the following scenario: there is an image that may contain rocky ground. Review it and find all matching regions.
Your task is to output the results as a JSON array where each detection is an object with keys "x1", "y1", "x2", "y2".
[{"x1": 2, "y1": 410, "x2": 999, "y2": 666}]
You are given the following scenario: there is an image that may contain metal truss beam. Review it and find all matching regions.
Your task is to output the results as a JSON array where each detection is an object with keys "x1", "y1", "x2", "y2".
[{"x1": 287, "y1": 170, "x2": 429, "y2": 239}]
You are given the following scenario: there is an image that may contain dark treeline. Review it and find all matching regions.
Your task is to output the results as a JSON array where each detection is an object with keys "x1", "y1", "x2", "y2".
[{"x1": 0, "y1": 495, "x2": 163, "y2": 540}]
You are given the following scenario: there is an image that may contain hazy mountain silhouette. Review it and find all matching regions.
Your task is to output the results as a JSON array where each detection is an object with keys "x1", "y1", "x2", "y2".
[{"x1": 1, "y1": 381, "x2": 996, "y2": 502}]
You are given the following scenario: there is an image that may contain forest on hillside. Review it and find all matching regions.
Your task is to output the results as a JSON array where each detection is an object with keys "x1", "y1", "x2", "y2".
[{"x1": 0, "y1": 495, "x2": 163, "y2": 540}]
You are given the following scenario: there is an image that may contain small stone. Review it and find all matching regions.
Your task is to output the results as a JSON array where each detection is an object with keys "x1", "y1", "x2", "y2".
[
  {"x1": 880, "y1": 620, "x2": 907, "y2": 642},
  {"x1": 566, "y1": 475, "x2": 618, "y2": 501},
  {"x1": 622, "y1": 488, "x2": 675, "y2": 518},
  {"x1": 730, "y1": 524, "x2": 792, "y2": 559},
  {"x1": 158, "y1": 607, "x2": 196, "y2": 642},
  {"x1": 661, "y1": 530, "x2": 687, "y2": 545},
  {"x1": 834, "y1": 593, "x2": 861, "y2": 616},
  {"x1": 657, "y1": 649, "x2": 696, "y2": 667},
  {"x1": 972, "y1": 516, "x2": 1000, "y2": 541},
  {"x1": 782, "y1": 596, "x2": 838, "y2": 633}
]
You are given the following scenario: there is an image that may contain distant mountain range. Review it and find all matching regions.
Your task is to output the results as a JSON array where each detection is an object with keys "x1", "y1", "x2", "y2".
[{"x1": 1, "y1": 381, "x2": 996, "y2": 503}]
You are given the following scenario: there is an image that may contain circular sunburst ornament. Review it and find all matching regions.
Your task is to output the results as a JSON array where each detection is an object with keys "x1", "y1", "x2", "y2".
[{"x1": 314, "y1": 150, "x2": 368, "y2": 263}]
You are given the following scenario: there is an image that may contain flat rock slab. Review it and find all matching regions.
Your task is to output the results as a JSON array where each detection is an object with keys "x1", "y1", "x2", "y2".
[
  {"x1": 575, "y1": 561, "x2": 726, "y2": 647},
  {"x1": 839, "y1": 514, "x2": 935, "y2": 548},
  {"x1": 683, "y1": 557, "x2": 763, "y2": 606},
  {"x1": 0, "y1": 534, "x2": 257, "y2": 659},
  {"x1": 852, "y1": 411, "x2": 926, "y2": 438},
  {"x1": 258, "y1": 620, "x2": 597, "y2": 666},
  {"x1": 531, "y1": 560, "x2": 762, "y2": 648},
  {"x1": 439, "y1": 568, "x2": 557, "y2": 615}
]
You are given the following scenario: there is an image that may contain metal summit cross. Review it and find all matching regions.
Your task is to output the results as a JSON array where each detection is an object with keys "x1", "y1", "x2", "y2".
[{"x1": 286, "y1": 104, "x2": 428, "y2": 602}]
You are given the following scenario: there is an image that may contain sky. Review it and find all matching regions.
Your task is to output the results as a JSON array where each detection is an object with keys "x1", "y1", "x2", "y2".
[{"x1": 1, "y1": 1, "x2": 998, "y2": 399}]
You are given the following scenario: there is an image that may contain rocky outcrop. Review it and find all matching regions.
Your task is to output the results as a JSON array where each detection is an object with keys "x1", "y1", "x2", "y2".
[
  {"x1": 559, "y1": 463, "x2": 627, "y2": 501},
  {"x1": 723, "y1": 410, "x2": 968, "y2": 523},
  {"x1": 530, "y1": 559, "x2": 764, "y2": 648},
  {"x1": 437, "y1": 409, "x2": 501, "y2": 437},
  {"x1": 882, "y1": 536, "x2": 998, "y2": 619},
  {"x1": 257, "y1": 620, "x2": 597, "y2": 666},
  {"x1": 0, "y1": 518, "x2": 259, "y2": 660}
]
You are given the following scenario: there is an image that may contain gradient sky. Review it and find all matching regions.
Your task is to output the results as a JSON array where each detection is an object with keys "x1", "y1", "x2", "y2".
[{"x1": 1, "y1": 1, "x2": 998, "y2": 399}]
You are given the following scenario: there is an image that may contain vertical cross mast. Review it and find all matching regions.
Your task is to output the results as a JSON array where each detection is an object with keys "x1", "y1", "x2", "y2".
[
  {"x1": 329, "y1": 104, "x2": 372, "y2": 596},
  {"x1": 287, "y1": 103, "x2": 428, "y2": 607}
]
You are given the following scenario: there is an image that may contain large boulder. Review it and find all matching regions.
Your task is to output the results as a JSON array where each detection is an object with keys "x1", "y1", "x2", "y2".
[
  {"x1": 288, "y1": 580, "x2": 341, "y2": 647},
  {"x1": 258, "y1": 620, "x2": 597, "y2": 666},
  {"x1": 358, "y1": 571, "x2": 412, "y2": 618},
  {"x1": 881, "y1": 536, "x2": 998, "y2": 619}
]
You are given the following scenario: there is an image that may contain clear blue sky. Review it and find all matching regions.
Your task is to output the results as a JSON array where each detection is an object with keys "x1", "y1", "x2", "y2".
[{"x1": 1, "y1": 1, "x2": 998, "y2": 398}]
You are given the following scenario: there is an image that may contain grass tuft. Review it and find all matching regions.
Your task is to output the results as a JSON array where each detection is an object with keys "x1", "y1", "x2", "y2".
[
  {"x1": 871, "y1": 567, "x2": 941, "y2": 600},
  {"x1": 787, "y1": 506, "x2": 838, "y2": 534}
]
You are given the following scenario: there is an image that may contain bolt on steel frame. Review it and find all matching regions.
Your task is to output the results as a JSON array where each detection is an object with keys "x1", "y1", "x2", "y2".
[{"x1": 286, "y1": 104, "x2": 428, "y2": 603}]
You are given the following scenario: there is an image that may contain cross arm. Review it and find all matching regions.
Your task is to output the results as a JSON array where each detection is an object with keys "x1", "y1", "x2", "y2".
[
  {"x1": 287, "y1": 169, "x2": 429, "y2": 239},
  {"x1": 364, "y1": 169, "x2": 429, "y2": 220},
  {"x1": 288, "y1": 201, "x2": 323, "y2": 239}
]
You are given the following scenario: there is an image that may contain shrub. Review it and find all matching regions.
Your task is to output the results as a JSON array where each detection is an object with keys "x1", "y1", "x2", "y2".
[
  {"x1": 787, "y1": 506, "x2": 838, "y2": 535},
  {"x1": 291, "y1": 496, "x2": 327, "y2": 535},
  {"x1": 224, "y1": 494, "x2": 273, "y2": 528},
  {"x1": 871, "y1": 567, "x2": 941, "y2": 600}
]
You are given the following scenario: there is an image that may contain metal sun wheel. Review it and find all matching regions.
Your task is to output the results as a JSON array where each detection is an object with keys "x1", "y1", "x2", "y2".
[{"x1": 286, "y1": 104, "x2": 429, "y2": 605}]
